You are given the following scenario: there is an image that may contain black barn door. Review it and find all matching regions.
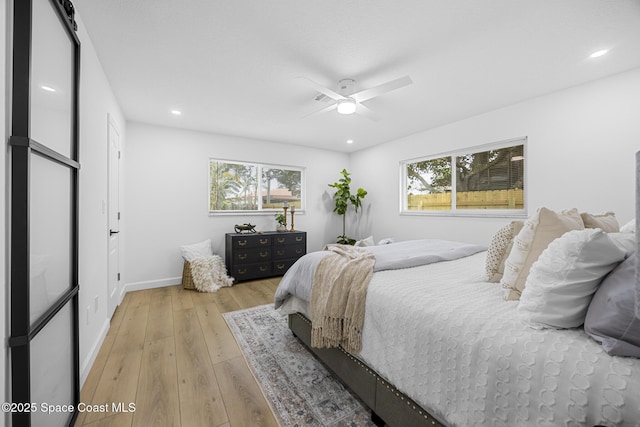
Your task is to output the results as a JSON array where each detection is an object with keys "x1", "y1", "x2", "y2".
[{"x1": 8, "y1": 1, "x2": 80, "y2": 425}]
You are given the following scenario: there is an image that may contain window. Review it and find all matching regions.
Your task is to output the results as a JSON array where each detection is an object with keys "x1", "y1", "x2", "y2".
[
  {"x1": 401, "y1": 138, "x2": 526, "y2": 216},
  {"x1": 209, "y1": 159, "x2": 304, "y2": 213}
]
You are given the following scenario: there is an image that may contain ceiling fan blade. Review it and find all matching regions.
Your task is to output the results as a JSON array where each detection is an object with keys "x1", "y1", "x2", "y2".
[
  {"x1": 351, "y1": 75, "x2": 413, "y2": 103},
  {"x1": 298, "y1": 77, "x2": 346, "y2": 101},
  {"x1": 355, "y1": 103, "x2": 381, "y2": 121},
  {"x1": 302, "y1": 102, "x2": 337, "y2": 118}
]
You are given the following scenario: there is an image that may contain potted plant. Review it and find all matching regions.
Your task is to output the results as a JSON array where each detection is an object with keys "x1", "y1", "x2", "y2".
[
  {"x1": 328, "y1": 169, "x2": 367, "y2": 245},
  {"x1": 275, "y1": 213, "x2": 287, "y2": 232}
]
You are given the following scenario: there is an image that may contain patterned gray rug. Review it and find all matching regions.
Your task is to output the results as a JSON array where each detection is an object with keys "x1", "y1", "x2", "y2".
[{"x1": 223, "y1": 304, "x2": 375, "y2": 427}]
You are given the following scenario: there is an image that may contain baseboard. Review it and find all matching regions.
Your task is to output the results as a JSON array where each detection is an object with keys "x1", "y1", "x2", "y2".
[
  {"x1": 123, "y1": 276, "x2": 181, "y2": 293},
  {"x1": 80, "y1": 318, "x2": 110, "y2": 387}
]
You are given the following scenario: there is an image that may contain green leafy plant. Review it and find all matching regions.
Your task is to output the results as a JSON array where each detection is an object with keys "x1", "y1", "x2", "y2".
[
  {"x1": 328, "y1": 169, "x2": 367, "y2": 245},
  {"x1": 274, "y1": 213, "x2": 286, "y2": 226}
]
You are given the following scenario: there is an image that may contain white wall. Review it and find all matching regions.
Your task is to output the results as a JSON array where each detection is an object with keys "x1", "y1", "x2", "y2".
[
  {"x1": 350, "y1": 68, "x2": 640, "y2": 245},
  {"x1": 75, "y1": 14, "x2": 126, "y2": 384},
  {"x1": 123, "y1": 122, "x2": 348, "y2": 289}
]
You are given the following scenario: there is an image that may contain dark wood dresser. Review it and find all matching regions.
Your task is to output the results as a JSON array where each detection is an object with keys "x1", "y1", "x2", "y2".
[{"x1": 225, "y1": 231, "x2": 306, "y2": 282}]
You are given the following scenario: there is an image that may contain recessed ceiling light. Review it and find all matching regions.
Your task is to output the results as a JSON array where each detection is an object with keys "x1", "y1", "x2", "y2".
[
  {"x1": 171, "y1": 110, "x2": 181, "y2": 115},
  {"x1": 589, "y1": 49, "x2": 608, "y2": 59},
  {"x1": 41, "y1": 85, "x2": 56, "y2": 92},
  {"x1": 346, "y1": 139, "x2": 354, "y2": 144}
]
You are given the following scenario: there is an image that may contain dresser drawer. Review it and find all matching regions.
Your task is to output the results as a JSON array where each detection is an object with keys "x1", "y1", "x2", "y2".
[
  {"x1": 273, "y1": 233, "x2": 306, "y2": 246},
  {"x1": 231, "y1": 235, "x2": 272, "y2": 249},
  {"x1": 273, "y1": 244, "x2": 306, "y2": 260},
  {"x1": 272, "y1": 259, "x2": 298, "y2": 275},
  {"x1": 233, "y1": 247, "x2": 272, "y2": 264},
  {"x1": 231, "y1": 262, "x2": 272, "y2": 280}
]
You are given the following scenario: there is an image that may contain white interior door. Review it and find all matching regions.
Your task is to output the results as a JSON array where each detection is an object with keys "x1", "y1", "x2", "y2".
[{"x1": 107, "y1": 116, "x2": 121, "y2": 318}]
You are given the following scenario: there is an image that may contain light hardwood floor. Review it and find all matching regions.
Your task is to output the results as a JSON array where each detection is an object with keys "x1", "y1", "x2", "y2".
[{"x1": 74, "y1": 278, "x2": 282, "y2": 427}]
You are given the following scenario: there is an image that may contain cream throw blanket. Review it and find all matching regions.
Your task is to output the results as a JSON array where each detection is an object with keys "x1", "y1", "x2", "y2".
[{"x1": 309, "y1": 244, "x2": 375, "y2": 353}]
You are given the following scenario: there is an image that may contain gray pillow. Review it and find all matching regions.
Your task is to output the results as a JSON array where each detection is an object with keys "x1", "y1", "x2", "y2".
[{"x1": 584, "y1": 256, "x2": 640, "y2": 357}]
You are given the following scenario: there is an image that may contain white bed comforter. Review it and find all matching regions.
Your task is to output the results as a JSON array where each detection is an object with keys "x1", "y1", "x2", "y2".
[
  {"x1": 276, "y1": 250, "x2": 640, "y2": 426},
  {"x1": 274, "y1": 239, "x2": 486, "y2": 310},
  {"x1": 358, "y1": 252, "x2": 640, "y2": 427}
]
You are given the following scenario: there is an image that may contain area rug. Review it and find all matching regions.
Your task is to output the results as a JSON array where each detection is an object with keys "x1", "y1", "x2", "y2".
[{"x1": 223, "y1": 304, "x2": 376, "y2": 426}]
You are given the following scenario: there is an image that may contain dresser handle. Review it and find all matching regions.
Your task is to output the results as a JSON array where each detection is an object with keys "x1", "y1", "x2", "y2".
[
  {"x1": 260, "y1": 252, "x2": 268, "y2": 258},
  {"x1": 238, "y1": 240, "x2": 248, "y2": 246},
  {"x1": 259, "y1": 238, "x2": 268, "y2": 244},
  {"x1": 277, "y1": 238, "x2": 285, "y2": 243},
  {"x1": 295, "y1": 236, "x2": 303, "y2": 241},
  {"x1": 260, "y1": 266, "x2": 268, "y2": 272},
  {"x1": 277, "y1": 250, "x2": 285, "y2": 256},
  {"x1": 238, "y1": 269, "x2": 247, "y2": 275},
  {"x1": 296, "y1": 249, "x2": 303, "y2": 254},
  {"x1": 276, "y1": 264, "x2": 285, "y2": 269},
  {"x1": 238, "y1": 254, "x2": 247, "y2": 260}
]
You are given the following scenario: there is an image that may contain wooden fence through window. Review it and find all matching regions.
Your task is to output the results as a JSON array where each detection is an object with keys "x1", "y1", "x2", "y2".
[{"x1": 407, "y1": 189, "x2": 524, "y2": 210}]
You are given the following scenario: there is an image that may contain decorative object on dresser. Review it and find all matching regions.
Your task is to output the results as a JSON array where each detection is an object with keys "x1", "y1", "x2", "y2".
[
  {"x1": 282, "y1": 202, "x2": 289, "y2": 229},
  {"x1": 289, "y1": 205, "x2": 296, "y2": 231},
  {"x1": 225, "y1": 231, "x2": 306, "y2": 282},
  {"x1": 275, "y1": 213, "x2": 287, "y2": 231},
  {"x1": 233, "y1": 223, "x2": 257, "y2": 233}
]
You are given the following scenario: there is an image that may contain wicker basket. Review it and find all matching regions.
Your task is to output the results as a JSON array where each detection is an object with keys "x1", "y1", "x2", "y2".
[{"x1": 182, "y1": 261, "x2": 195, "y2": 290}]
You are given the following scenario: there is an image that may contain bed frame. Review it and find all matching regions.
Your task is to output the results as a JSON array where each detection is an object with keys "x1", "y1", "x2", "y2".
[{"x1": 288, "y1": 312, "x2": 444, "y2": 427}]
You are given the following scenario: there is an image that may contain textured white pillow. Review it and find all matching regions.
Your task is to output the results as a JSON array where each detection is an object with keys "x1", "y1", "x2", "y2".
[
  {"x1": 485, "y1": 221, "x2": 524, "y2": 282},
  {"x1": 620, "y1": 219, "x2": 636, "y2": 234},
  {"x1": 518, "y1": 229, "x2": 627, "y2": 329},
  {"x1": 501, "y1": 207, "x2": 584, "y2": 300},
  {"x1": 608, "y1": 232, "x2": 637, "y2": 258},
  {"x1": 180, "y1": 239, "x2": 213, "y2": 262}
]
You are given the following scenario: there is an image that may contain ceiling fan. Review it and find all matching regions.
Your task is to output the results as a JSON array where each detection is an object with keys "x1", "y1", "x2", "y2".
[{"x1": 300, "y1": 75, "x2": 413, "y2": 121}]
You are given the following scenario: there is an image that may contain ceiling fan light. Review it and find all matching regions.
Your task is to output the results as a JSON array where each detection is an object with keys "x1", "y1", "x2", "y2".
[{"x1": 337, "y1": 98, "x2": 356, "y2": 115}]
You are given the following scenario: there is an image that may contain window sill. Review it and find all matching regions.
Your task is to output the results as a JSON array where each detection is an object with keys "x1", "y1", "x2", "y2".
[{"x1": 399, "y1": 210, "x2": 528, "y2": 219}]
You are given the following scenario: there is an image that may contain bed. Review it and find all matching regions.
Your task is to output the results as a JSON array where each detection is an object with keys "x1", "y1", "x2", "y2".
[{"x1": 274, "y1": 189, "x2": 640, "y2": 426}]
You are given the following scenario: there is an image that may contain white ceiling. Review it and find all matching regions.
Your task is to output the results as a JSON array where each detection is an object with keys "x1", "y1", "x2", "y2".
[{"x1": 76, "y1": 0, "x2": 640, "y2": 153}]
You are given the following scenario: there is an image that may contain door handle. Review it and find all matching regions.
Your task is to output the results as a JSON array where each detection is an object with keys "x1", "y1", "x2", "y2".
[{"x1": 110, "y1": 229, "x2": 120, "y2": 236}]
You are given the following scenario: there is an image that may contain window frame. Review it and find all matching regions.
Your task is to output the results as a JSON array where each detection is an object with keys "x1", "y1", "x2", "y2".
[
  {"x1": 208, "y1": 158, "x2": 306, "y2": 215},
  {"x1": 400, "y1": 137, "x2": 528, "y2": 218}
]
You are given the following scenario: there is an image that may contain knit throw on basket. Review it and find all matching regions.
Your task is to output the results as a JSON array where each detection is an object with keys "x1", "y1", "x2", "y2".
[
  {"x1": 190, "y1": 255, "x2": 234, "y2": 292},
  {"x1": 309, "y1": 244, "x2": 375, "y2": 353}
]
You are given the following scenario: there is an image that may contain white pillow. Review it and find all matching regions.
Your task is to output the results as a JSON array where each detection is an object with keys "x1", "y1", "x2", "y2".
[
  {"x1": 518, "y1": 228, "x2": 627, "y2": 329},
  {"x1": 377, "y1": 237, "x2": 394, "y2": 245},
  {"x1": 485, "y1": 221, "x2": 524, "y2": 282},
  {"x1": 608, "y1": 232, "x2": 637, "y2": 258},
  {"x1": 620, "y1": 219, "x2": 636, "y2": 234},
  {"x1": 355, "y1": 236, "x2": 375, "y2": 247},
  {"x1": 180, "y1": 239, "x2": 213, "y2": 262},
  {"x1": 501, "y1": 207, "x2": 584, "y2": 300}
]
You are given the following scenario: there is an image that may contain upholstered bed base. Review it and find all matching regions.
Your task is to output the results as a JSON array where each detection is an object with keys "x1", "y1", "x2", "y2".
[{"x1": 288, "y1": 312, "x2": 443, "y2": 427}]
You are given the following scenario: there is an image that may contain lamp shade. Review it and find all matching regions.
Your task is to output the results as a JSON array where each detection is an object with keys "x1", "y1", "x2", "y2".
[{"x1": 337, "y1": 98, "x2": 357, "y2": 115}]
